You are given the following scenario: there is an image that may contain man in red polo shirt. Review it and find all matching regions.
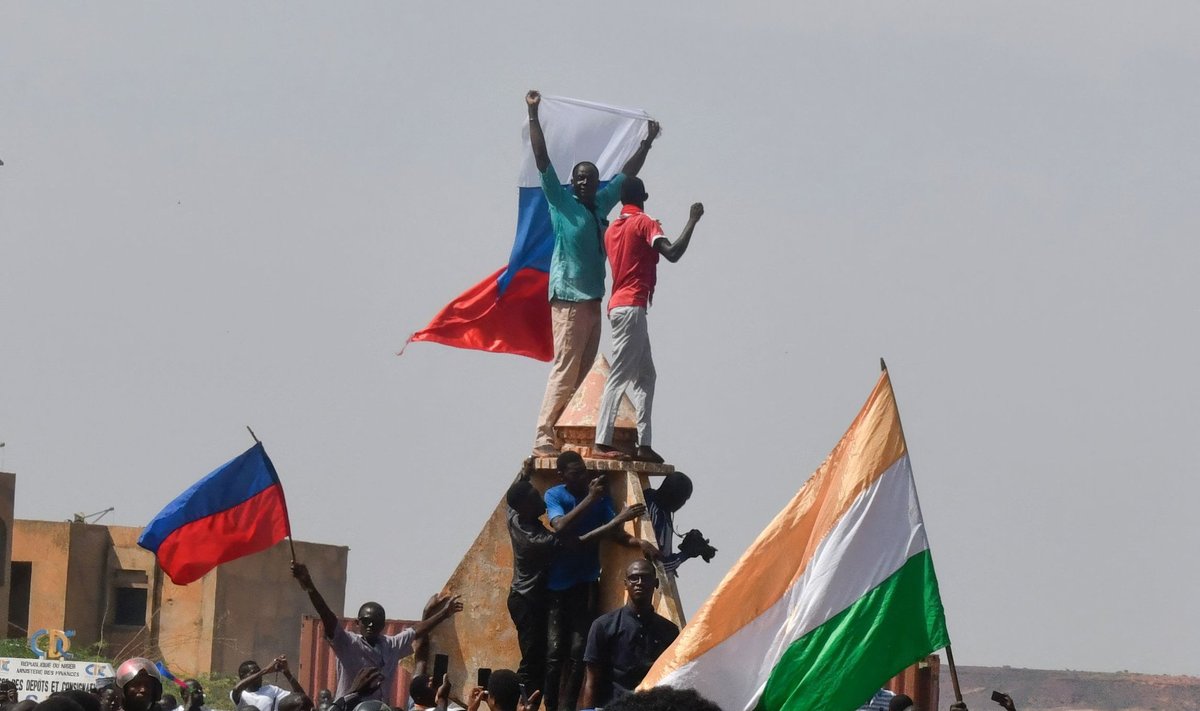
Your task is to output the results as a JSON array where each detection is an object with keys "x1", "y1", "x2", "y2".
[{"x1": 593, "y1": 176, "x2": 704, "y2": 463}]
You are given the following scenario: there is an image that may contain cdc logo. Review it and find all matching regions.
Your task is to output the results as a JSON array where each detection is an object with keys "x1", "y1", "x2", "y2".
[{"x1": 28, "y1": 629, "x2": 74, "y2": 660}]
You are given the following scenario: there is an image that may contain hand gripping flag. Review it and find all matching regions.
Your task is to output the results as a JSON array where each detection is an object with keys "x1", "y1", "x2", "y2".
[
  {"x1": 640, "y1": 369, "x2": 951, "y2": 711},
  {"x1": 406, "y1": 96, "x2": 652, "y2": 361},
  {"x1": 138, "y1": 442, "x2": 292, "y2": 585}
]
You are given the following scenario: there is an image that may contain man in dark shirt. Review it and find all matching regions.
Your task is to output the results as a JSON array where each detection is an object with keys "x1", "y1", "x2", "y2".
[
  {"x1": 505, "y1": 459, "x2": 645, "y2": 710},
  {"x1": 578, "y1": 561, "x2": 679, "y2": 709}
]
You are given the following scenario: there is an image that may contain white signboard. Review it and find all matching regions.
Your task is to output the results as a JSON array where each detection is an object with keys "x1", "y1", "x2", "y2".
[{"x1": 0, "y1": 658, "x2": 116, "y2": 702}]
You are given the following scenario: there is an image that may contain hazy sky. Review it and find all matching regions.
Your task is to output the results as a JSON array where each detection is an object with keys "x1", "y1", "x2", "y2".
[{"x1": 2, "y1": 3, "x2": 1198, "y2": 677}]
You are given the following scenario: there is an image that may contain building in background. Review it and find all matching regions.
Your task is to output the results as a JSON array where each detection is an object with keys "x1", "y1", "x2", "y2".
[{"x1": 11, "y1": 519, "x2": 347, "y2": 677}]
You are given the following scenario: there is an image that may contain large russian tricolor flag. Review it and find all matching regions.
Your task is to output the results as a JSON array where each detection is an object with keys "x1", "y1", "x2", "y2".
[
  {"x1": 407, "y1": 96, "x2": 652, "y2": 361},
  {"x1": 138, "y1": 442, "x2": 292, "y2": 585},
  {"x1": 641, "y1": 369, "x2": 951, "y2": 711}
]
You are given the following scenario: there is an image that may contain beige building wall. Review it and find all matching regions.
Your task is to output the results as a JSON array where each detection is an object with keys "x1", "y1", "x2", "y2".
[{"x1": 11, "y1": 520, "x2": 347, "y2": 676}]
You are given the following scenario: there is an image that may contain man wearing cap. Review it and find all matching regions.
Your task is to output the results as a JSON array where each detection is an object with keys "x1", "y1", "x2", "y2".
[
  {"x1": 292, "y1": 562, "x2": 463, "y2": 700},
  {"x1": 114, "y1": 659, "x2": 162, "y2": 711}
]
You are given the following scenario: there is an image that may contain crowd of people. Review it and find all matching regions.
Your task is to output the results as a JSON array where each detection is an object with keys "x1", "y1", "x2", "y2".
[{"x1": 12, "y1": 88, "x2": 999, "y2": 711}]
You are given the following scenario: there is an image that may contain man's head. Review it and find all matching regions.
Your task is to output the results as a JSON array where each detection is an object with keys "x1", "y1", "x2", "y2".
[
  {"x1": 161, "y1": 695, "x2": 178, "y2": 711},
  {"x1": 556, "y1": 451, "x2": 590, "y2": 496},
  {"x1": 624, "y1": 559, "x2": 659, "y2": 609},
  {"x1": 356, "y1": 602, "x2": 387, "y2": 643},
  {"x1": 408, "y1": 675, "x2": 435, "y2": 708},
  {"x1": 571, "y1": 162, "x2": 599, "y2": 208},
  {"x1": 604, "y1": 687, "x2": 723, "y2": 711},
  {"x1": 318, "y1": 690, "x2": 333, "y2": 705},
  {"x1": 278, "y1": 693, "x2": 313, "y2": 711},
  {"x1": 237, "y1": 660, "x2": 262, "y2": 690},
  {"x1": 656, "y1": 472, "x2": 693, "y2": 513},
  {"x1": 57, "y1": 690, "x2": 101, "y2": 711},
  {"x1": 888, "y1": 694, "x2": 916, "y2": 711},
  {"x1": 506, "y1": 480, "x2": 546, "y2": 520},
  {"x1": 97, "y1": 687, "x2": 120, "y2": 711},
  {"x1": 182, "y1": 680, "x2": 203, "y2": 708},
  {"x1": 114, "y1": 658, "x2": 162, "y2": 711},
  {"x1": 0, "y1": 680, "x2": 18, "y2": 704},
  {"x1": 619, "y1": 177, "x2": 648, "y2": 208},
  {"x1": 484, "y1": 670, "x2": 522, "y2": 711}
]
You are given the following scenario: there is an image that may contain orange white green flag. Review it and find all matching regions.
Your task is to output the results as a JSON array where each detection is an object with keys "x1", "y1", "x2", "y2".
[{"x1": 640, "y1": 369, "x2": 950, "y2": 711}]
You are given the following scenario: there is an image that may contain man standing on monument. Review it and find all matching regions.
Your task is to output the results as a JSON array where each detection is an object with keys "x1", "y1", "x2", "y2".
[
  {"x1": 527, "y1": 89, "x2": 660, "y2": 458},
  {"x1": 592, "y1": 178, "x2": 704, "y2": 463}
]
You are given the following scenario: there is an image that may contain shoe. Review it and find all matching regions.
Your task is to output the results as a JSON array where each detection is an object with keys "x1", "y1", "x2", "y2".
[
  {"x1": 531, "y1": 445, "x2": 560, "y2": 458},
  {"x1": 634, "y1": 446, "x2": 665, "y2": 464},
  {"x1": 591, "y1": 445, "x2": 632, "y2": 460}
]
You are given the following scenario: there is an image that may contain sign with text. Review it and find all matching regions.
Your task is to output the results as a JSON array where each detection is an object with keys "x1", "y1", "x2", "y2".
[{"x1": 0, "y1": 658, "x2": 115, "y2": 702}]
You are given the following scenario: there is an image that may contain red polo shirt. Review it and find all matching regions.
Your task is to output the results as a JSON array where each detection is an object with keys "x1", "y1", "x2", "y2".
[{"x1": 605, "y1": 205, "x2": 664, "y2": 312}]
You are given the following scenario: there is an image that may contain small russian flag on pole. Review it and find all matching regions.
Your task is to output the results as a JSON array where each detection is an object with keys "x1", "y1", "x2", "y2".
[{"x1": 138, "y1": 441, "x2": 292, "y2": 585}]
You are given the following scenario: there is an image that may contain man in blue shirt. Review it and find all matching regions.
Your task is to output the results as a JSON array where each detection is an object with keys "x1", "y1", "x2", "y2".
[
  {"x1": 542, "y1": 451, "x2": 659, "y2": 711},
  {"x1": 526, "y1": 90, "x2": 660, "y2": 457}
]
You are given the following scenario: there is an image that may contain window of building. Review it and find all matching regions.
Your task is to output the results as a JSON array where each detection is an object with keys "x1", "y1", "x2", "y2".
[{"x1": 113, "y1": 587, "x2": 147, "y2": 626}]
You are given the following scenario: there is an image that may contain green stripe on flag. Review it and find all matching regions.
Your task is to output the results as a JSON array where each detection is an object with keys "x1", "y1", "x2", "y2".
[{"x1": 757, "y1": 550, "x2": 950, "y2": 711}]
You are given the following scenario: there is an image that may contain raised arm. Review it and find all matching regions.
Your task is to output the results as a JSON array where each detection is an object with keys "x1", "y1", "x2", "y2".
[
  {"x1": 620, "y1": 121, "x2": 660, "y2": 178},
  {"x1": 577, "y1": 503, "x2": 646, "y2": 545},
  {"x1": 292, "y1": 562, "x2": 339, "y2": 640},
  {"x1": 275, "y1": 657, "x2": 308, "y2": 697},
  {"x1": 527, "y1": 91, "x2": 550, "y2": 173},
  {"x1": 549, "y1": 476, "x2": 605, "y2": 533},
  {"x1": 654, "y1": 203, "x2": 703, "y2": 263},
  {"x1": 410, "y1": 593, "x2": 464, "y2": 640}
]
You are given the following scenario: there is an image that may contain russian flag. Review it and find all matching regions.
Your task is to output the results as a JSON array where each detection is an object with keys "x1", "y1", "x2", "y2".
[
  {"x1": 138, "y1": 442, "x2": 292, "y2": 585},
  {"x1": 406, "y1": 95, "x2": 652, "y2": 361}
]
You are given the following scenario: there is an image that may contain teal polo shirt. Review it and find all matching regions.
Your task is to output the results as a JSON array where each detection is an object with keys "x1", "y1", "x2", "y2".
[{"x1": 541, "y1": 163, "x2": 626, "y2": 302}]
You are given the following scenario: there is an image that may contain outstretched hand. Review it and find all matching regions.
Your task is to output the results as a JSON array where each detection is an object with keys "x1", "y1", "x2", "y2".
[
  {"x1": 431, "y1": 592, "x2": 465, "y2": 619},
  {"x1": 526, "y1": 90, "x2": 541, "y2": 109},
  {"x1": 615, "y1": 503, "x2": 647, "y2": 524},
  {"x1": 992, "y1": 693, "x2": 1015, "y2": 711}
]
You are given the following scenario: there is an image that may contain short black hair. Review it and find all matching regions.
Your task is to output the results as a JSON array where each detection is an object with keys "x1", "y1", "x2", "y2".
[
  {"x1": 160, "y1": 696, "x2": 178, "y2": 710},
  {"x1": 409, "y1": 675, "x2": 434, "y2": 706},
  {"x1": 620, "y1": 176, "x2": 647, "y2": 205},
  {"x1": 604, "y1": 688, "x2": 723, "y2": 711},
  {"x1": 485, "y1": 670, "x2": 522, "y2": 711},
  {"x1": 556, "y1": 451, "x2": 583, "y2": 472},
  {"x1": 238, "y1": 660, "x2": 259, "y2": 678},
  {"x1": 507, "y1": 480, "x2": 536, "y2": 509},
  {"x1": 57, "y1": 691, "x2": 100, "y2": 711},
  {"x1": 888, "y1": 694, "x2": 915, "y2": 711},
  {"x1": 33, "y1": 698, "x2": 84, "y2": 711}
]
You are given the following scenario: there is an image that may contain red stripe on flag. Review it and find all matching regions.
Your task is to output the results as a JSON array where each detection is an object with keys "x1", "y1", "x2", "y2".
[
  {"x1": 155, "y1": 484, "x2": 291, "y2": 585},
  {"x1": 407, "y1": 267, "x2": 553, "y2": 361}
]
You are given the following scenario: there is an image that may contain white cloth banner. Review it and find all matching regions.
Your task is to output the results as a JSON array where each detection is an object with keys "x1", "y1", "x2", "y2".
[{"x1": 0, "y1": 658, "x2": 115, "y2": 702}]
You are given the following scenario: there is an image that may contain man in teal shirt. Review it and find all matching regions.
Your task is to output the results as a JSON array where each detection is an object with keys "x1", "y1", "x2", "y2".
[{"x1": 526, "y1": 89, "x2": 660, "y2": 457}]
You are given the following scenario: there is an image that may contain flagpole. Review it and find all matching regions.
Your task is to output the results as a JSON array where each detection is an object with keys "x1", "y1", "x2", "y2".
[
  {"x1": 247, "y1": 426, "x2": 299, "y2": 562},
  {"x1": 879, "y1": 358, "x2": 964, "y2": 703}
]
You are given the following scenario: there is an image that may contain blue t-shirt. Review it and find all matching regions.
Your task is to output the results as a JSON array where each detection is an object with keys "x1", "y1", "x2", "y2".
[{"x1": 544, "y1": 483, "x2": 616, "y2": 591}]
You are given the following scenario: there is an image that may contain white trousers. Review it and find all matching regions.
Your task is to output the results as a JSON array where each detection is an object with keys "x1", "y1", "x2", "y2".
[{"x1": 595, "y1": 306, "x2": 655, "y2": 447}]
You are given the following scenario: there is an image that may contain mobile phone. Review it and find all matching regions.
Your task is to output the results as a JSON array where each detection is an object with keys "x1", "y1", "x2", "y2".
[
  {"x1": 433, "y1": 654, "x2": 449, "y2": 683},
  {"x1": 991, "y1": 691, "x2": 1006, "y2": 704},
  {"x1": 477, "y1": 668, "x2": 492, "y2": 689}
]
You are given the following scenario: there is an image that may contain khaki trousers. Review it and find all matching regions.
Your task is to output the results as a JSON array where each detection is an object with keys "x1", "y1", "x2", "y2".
[{"x1": 534, "y1": 299, "x2": 602, "y2": 449}]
